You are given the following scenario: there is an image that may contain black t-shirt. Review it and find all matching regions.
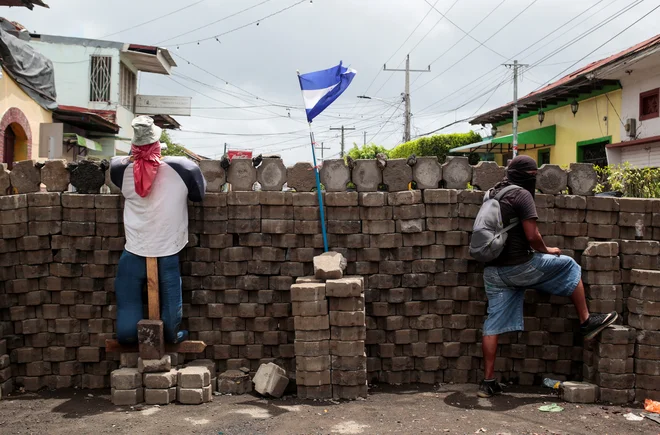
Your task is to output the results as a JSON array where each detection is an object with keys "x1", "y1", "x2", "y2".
[{"x1": 487, "y1": 188, "x2": 538, "y2": 267}]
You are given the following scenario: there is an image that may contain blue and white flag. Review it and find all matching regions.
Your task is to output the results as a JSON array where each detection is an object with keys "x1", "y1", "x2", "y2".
[{"x1": 298, "y1": 61, "x2": 356, "y2": 123}]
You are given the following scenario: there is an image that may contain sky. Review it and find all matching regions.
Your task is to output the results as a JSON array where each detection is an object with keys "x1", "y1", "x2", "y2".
[{"x1": 5, "y1": 0, "x2": 660, "y2": 164}]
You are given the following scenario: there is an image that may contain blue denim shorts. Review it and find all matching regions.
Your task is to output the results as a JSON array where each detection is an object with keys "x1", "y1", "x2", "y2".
[{"x1": 482, "y1": 254, "x2": 581, "y2": 336}]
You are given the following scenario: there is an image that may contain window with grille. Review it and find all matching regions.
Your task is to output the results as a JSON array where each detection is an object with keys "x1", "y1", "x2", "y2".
[
  {"x1": 120, "y1": 63, "x2": 137, "y2": 109},
  {"x1": 640, "y1": 88, "x2": 659, "y2": 121},
  {"x1": 90, "y1": 56, "x2": 112, "y2": 102}
]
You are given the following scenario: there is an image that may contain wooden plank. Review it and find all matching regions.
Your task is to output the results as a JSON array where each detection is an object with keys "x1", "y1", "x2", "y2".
[
  {"x1": 105, "y1": 339, "x2": 207, "y2": 354},
  {"x1": 146, "y1": 257, "x2": 160, "y2": 320}
]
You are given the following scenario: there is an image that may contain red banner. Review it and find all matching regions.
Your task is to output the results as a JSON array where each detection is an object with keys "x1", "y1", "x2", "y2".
[{"x1": 227, "y1": 150, "x2": 253, "y2": 161}]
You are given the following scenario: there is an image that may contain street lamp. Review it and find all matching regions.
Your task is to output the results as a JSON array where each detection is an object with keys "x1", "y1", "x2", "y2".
[
  {"x1": 571, "y1": 99, "x2": 579, "y2": 117},
  {"x1": 538, "y1": 108, "x2": 545, "y2": 125}
]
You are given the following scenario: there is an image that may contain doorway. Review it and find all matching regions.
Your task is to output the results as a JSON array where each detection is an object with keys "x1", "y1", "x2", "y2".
[{"x1": 3, "y1": 125, "x2": 15, "y2": 169}]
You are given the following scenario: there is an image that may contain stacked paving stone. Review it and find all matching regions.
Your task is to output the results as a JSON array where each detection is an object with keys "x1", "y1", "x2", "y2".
[
  {"x1": 328, "y1": 276, "x2": 368, "y2": 400},
  {"x1": 629, "y1": 269, "x2": 660, "y2": 401},
  {"x1": 186, "y1": 191, "x2": 295, "y2": 377},
  {"x1": 111, "y1": 368, "x2": 143, "y2": 405},
  {"x1": 177, "y1": 366, "x2": 213, "y2": 404},
  {"x1": 292, "y1": 278, "x2": 332, "y2": 399},
  {"x1": 582, "y1": 242, "x2": 623, "y2": 315},
  {"x1": 3, "y1": 159, "x2": 660, "y2": 404},
  {"x1": 583, "y1": 325, "x2": 636, "y2": 404},
  {"x1": 0, "y1": 338, "x2": 10, "y2": 397}
]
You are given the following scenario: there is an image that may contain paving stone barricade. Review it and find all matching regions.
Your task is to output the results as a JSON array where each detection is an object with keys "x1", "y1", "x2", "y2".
[{"x1": 1, "y1": 159, "x2": 660, "y2": 404}]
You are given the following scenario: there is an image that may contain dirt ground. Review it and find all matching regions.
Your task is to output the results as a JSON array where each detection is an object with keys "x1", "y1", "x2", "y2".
[{"x1": 0, "y1": 384, "x2": 658, "y2": 435}]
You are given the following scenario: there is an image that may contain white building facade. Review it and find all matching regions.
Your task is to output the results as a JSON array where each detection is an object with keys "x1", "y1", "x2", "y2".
[
  {"x1": 28, "y1": 34, "x2": 177, "y2": 156},
  {"x1": 607, "y1": 48, "x2": 660, "y2": 167}
]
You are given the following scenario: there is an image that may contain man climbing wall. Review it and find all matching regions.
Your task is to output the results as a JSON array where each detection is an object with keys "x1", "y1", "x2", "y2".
[{"x1": 110, "y1": 115, "x2": 206, "y2": 344}]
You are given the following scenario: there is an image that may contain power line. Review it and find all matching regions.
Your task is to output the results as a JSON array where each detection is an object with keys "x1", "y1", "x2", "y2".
[
  {"x1": 99, "y1": 0, "x2": 207, "y2": 39},
  {"x1": 422, "y1": 0, "x2": 510, "y2": 59},
  {"x1": 163, "y1": 0, "x2": 307, "y2": 47}
]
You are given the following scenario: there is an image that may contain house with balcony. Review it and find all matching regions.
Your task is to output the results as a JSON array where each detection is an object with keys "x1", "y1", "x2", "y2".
[
  {"x1": 456, "y1": 34, "x2": 660, "y2": 168},
  {"x1": 28, "y1": 33, "x2": 181, "y2": 157}
]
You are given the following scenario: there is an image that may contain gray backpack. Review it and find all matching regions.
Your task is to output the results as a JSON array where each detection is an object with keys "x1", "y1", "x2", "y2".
[{"x1": 470, "y1": 185, "x2": 522, "y2": 262}]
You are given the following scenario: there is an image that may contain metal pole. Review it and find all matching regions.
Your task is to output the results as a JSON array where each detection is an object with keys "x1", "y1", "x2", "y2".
[
  {"x1": 341, "y1": 126, "x2": 345, "y2": 158},
  {"x1": 404, "y1": 54, "x2": 411, "y2": 143},
  {"x1": 309, "y1": 127, "x2": 329, "y2": 252},
  {"x1": 512, "y1": 60, "x2": 519, "y2": 158},
  {"x1": 321, "y1": 142, "x2": 324, "y2": 161},
  {"x1": 223, "y1": 142, "x2": 227, "y2": 157},
  {"x1": 364, "y1": 131, "x2": 367, "y2": 146}
]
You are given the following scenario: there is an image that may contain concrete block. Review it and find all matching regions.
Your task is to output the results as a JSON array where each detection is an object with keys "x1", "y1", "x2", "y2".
[
  {"x1": 297, "y1": 370, "x2": 331, "y2": 386},
  {"x1": 471, "y1": 161, "x2": 504, "y2": 191},
  {"x1": 631, "y1": 269, "x2": 660, "y2": 286},
  {"x1": 177, "y1": 387, "x2": 205, "y2": 405},
  {"x1": 178, "y1": 366, "x2": 211, "y2": 388},
  {"x1": 217, "y1": 369, "x2": 253, "y2": 394},
  {"x1": 253, "y1": 363, "x2": 289, "y2": 399},
  {"x1": 298, "y1": 385, "x2": 333, "y2": 400},
  {"x1": 382, "y1": 159, "x2": 412, "y2": 192},
  {"x1": 9, "y1": 160, "x2": 40, "y2": 193},
  {"x1": 287, "y1": 162, "x2": 316, "y2": 192},
  {"x1": 111, "y1": 368, "x2": 142, "y2": 390},
  {"x1": 413, "y1": 156, "x2": 441, "y2": 190},
  {"x1": 111, "y1": 387, "x2": 144, "y2": 406},
  {"x1": 333, "y1": 384, "x2": 368, "y2": 400},
  {"x1": 537, "y1": 164, "x2": 568, "y2": 194},
  {"x1": 137, "y1": 319, "x2": 164, "y2": 360},
  {"x1": 145, "y1": 387, "x2": 176, "y2": 405},
  {"x1": 138, "y1": 356, "x2": 172, "y2": 374},
  {"x1": 314, "y1": 251, "x2": 347, "y2": 280},
  {"x1": 257, "y1": 158, "x2": 287, "y2": 191},
  {"x1": 199, "y1": 160, "x2": 226, "y2": 192},
  {"x1": 143, "y1": 369, "x2": 178, "y2": 389},
  {"x1": 583, "y1": 242, "x2": 619, "y2": 257},
  {"x1": 186, "y1": 359, "x2": 217, "y2": 378},
  {"x1": 352, "y1": 160, "x2": 381, "y2": 192},
  {"x1": 326, "y1": 277, "x2": 363, "y2": 297},
  {"x1": 567, "y1": 163, "x2": 597, "y2": 196},
  {"x1": 227, "y1": 159, "x2": 257, "y2": 191},
  {"x1": 290, "y1": 282, "x2": 326, "y2": 302},
  {"x1": 68, "y1": 160, "x2": 108, "y2": 194},
  {"x1": 120, "y1": 352, "x2": 139, "y2": 368},
  {"x1": 441, "y1": 157, "x2": 471, "y2": 189},
  {"x1": 41, "y1": 160, "x2": 70, "y2": 192},
  {"x1": 294, "y1": 316, "x2": 330, "y2": 331},
  {"x1": 560, "y1": 381, "x2": 598, "y2": 403},
  {"x1": 320, "y1": 159, "x2": 350, "y2": 192},
  {"x1": 0, "y1": 163, "x2": 10, "y2": 194}
]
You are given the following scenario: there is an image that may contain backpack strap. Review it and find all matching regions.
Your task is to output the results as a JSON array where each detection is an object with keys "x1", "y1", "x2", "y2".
[{"x1": 493, "y1": 184, "x2": 522, "y2": 201}]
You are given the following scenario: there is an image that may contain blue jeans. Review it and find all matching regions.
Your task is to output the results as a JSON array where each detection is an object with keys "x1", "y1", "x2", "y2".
[
  {"x1": 482, "y1": 254, "x2": 581, "y2": 336},
  {"x1": 115, "y1": 250, "x2": 185, "y2": 344}
]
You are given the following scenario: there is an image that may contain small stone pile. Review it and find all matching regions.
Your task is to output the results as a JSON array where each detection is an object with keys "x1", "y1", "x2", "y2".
[
  {"x1": 292, "y1": 251, "x2": 368, "y2": 400},
  {"x1": 582, "y1": 242, "x2": 623, "y2": 315},
  {"x1": 629, "y1": 269, "x2": 660, "y2": 402},
  {"x1": 583, "y1": 325, "x2": 636, "y2": 404},
  {"x1": 111, "y1": 354, "x2": 213, "y2": 406}
]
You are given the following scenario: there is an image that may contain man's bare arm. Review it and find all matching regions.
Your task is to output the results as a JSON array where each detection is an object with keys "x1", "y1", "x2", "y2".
[{"x1": 522, "y1": 219, "x2": 561, "y2": 255}]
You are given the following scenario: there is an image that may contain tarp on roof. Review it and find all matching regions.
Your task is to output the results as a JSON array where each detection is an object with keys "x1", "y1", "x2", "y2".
[
  {"x1": 0, "y1": 27, "x2": 57, "y2": 110},
  {"x1": 451, "y1": 125, "x2": 556, "y2": 153}
]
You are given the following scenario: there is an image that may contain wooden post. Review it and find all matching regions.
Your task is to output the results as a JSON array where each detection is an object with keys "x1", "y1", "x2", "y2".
[{"x1": 146, "y1": 257, "x2": 160, "y2": 320}]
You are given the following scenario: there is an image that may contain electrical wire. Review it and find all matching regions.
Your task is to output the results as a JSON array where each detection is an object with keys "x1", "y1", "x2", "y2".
[
  {"x1": 163, "y1": 0, "x2": 307, "y2": 47},
  {"x1": 99, "y1": 0, "x2": 207, "y2": 39}
]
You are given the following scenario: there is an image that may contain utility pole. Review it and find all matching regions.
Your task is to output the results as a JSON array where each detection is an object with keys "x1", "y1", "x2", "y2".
[
  {"x1": 315, "y1": 141, "x2": 330, "y2": 161},
  {"x1": 364, "y1": 131, "x2": 367, "y2": 146},
  {"x1": 330, "y1": 126, "x2": 355, "y2": 158},
  {"x1": 384, "y1": 54, "x2": 431, "y2": 142},
  {"x1": 503, "y1": 60, "x2": 527, "y2": 158},
  {"x1": 223, "y1": 142, "x2": 227, "y2": 157}
]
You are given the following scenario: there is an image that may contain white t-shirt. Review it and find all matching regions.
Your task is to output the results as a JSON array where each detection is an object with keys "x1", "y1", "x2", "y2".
[{"x1": 110, "y1": 156, "x2": 206, "y2": 258}]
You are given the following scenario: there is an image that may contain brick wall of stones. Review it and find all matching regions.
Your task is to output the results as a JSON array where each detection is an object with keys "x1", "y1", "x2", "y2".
[{"x1": 1, "y1": 161, "x2": 660, "y2": 402}]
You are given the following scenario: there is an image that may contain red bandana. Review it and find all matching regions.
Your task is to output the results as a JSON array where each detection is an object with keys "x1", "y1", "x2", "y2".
[{"x1": 131, "y1": 142, "x2": 162, "y2": 197}]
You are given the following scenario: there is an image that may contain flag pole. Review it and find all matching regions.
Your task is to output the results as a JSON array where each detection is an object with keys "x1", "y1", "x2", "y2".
[{"x1": 298, "y1": 70, "x2": 329, "y2": 252}]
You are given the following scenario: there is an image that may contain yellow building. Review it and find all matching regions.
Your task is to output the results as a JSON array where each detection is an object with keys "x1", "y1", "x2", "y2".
[
  {"x1": 0, "y1": 66, "x2": 53, "y2": 167},
  {"x1": 453, "y1": 40, "x2": 656, "y2": 167}
]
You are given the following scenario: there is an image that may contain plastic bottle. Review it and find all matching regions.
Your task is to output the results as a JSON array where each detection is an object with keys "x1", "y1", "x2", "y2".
[{"x1": 543, "y1": 378, "x2": 562, "y2": 389}]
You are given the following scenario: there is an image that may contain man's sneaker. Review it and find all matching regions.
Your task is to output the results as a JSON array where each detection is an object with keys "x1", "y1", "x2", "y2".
[
  {"x1": 580, "y1": 312, "x2": 618, "y2": 340},
  {"x1": 477, "y1": 379, "x2": 503, "y2": 398}
]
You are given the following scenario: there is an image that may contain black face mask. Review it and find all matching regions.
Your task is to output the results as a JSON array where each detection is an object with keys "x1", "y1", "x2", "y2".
[{"x1": 507, "y1": 169, "x2": 537, "y2": 197}]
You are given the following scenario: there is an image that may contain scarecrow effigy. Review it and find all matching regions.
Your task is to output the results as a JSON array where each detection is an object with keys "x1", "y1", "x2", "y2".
[{"x1": 109, "y1": 116, "x2": 206, "y2": 347}]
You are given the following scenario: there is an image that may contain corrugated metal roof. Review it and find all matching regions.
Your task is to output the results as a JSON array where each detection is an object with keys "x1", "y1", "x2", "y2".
[{"x1": 471, "y1": 33, "x2": 660, "y2": 125}]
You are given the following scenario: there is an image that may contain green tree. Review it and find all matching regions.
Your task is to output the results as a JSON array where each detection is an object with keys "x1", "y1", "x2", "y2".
[
  {"x1": 388, "y1": 131, "x2": 482, "y2": 163},
  {"x1": 347, "y1": 143, "x2": 390, "y2": 160},
  {"x1": 160, "y1": 130, "x2": 187, "y2": 157}
]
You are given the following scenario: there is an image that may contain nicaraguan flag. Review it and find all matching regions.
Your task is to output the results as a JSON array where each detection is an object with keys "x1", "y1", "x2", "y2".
[{"x1": 298, "y1": 61, "x2": 356, "y2": 123}]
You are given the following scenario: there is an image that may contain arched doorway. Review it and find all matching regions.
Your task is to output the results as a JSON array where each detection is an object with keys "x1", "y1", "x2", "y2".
[{"x1": 0, "y1": 107, "x2": 32, "y2": 169}]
